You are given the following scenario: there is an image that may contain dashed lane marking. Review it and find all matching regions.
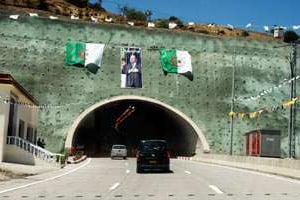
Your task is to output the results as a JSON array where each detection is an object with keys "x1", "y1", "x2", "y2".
[
  {"x1": 209, "y1": 185, "x2": 224, "y2": 194},
  {"x1": 109, "y1": 183, "x2": 120, "y2": 191},
  {"x1": 184, "y1": 170, "x2": 192, "y2": 174}
]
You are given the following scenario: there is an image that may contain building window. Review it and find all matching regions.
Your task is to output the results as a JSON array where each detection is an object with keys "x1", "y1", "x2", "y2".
[
  {"x1": 18, "y1": 120, "x2": 25, "y2": 138},
  {"x1": 26, "y1": 126, "x2": 34, "y2": 143},
  {"x1": 7, "y1": 96, "x2": 18, "y2": 136}
]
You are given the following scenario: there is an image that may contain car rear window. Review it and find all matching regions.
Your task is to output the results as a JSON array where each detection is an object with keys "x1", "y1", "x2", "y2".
[
  {"x1": 140, "y1": 141, "x2": 167, "y2": 152},
  {"x1": 112, "y1": 145, "x2": 126, "y2": 149}
]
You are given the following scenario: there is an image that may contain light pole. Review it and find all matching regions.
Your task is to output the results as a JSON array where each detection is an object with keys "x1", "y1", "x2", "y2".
[
  {"x1": 289, "y1": 43, "x2": 297, "y2": 158},
  {"x1": 229, "y1": 44, "x2": 237, "y2": 155},
  {"x1": 274, "y1": 41, "x2": 298, "y2": 158}
]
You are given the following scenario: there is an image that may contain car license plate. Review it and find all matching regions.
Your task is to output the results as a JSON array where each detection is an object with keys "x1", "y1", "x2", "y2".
[{"x1": 149, "y1": 160, "x2": 157, "y2": 164}]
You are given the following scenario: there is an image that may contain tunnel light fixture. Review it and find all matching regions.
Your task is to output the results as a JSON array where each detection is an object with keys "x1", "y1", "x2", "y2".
[{"x1": 114, "y1": 105, "x2": 136, "y2": 130}]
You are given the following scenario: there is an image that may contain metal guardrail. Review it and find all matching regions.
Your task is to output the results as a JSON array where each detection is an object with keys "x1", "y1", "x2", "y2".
[{"x1": 6, "y1": 136, "x2": 64, "y2": 164}]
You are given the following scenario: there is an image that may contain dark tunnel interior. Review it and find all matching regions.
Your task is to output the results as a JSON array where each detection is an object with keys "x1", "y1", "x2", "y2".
[{"x1": 72, "y1": 100, "x2": 199, "y2": 157}]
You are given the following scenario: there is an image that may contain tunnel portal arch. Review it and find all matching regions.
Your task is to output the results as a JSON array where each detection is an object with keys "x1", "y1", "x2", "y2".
[{"x1": 65, "y1": 96, "x2": 210, "y2": 156}]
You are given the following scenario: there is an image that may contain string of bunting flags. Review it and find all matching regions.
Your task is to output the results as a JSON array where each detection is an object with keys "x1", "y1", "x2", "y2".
[
  {"x1": 234, "y1": 75, "x2": 300, "y2": 102},
  {"x1": 229, "y1": 97, "x2": 299, "y2": 120},
  {"x1": 0, "y1": 95, "x2": 90, "y2": 110},
  {"x1": 2, "y1": 12, "x2": 300, "y2": 33}
]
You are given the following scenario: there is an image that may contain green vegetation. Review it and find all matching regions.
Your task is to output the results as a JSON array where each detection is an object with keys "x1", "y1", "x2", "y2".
[
  {"x1": 283, "y1": 30, "x2": 299, "y2": 43},
  {"x1": 119, "y1": 6, "x2": 147, "y2": 21},
  {"x1": 169, "y1": 16, "x2": 183, "y2": 28},
  {"x1": 88, "y1": 1, "x2": 104, "y2": 11},
  {"x1": 241, "y1": 31, "x2": 250, "y2": 37},
  {"x1": 65, "y1": 0, "x2": 89, "y2": 8},
  {"x1": 155, "y1": 19, "x2": 169, "y2": 29}
]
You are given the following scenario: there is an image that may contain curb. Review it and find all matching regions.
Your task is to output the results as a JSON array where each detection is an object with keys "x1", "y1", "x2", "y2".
[
  {"x1": 193, "y1": 158, "x2": 300, "y2": 181},
  {"x1": 177, "y1": 156, "x2": 193, "y2": 160},
  {"x1": 67, "y1": 155, "x2": 87, "y2": 164}
]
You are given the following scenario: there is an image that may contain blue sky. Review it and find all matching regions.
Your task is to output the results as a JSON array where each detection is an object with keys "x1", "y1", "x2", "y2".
[{"x1": 91, "y1": 0, "x2": 300, "y2": 33}]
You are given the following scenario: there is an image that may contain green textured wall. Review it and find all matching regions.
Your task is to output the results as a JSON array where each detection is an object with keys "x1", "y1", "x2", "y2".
[{"x1": 0, "y1": 16, "x2": 299, "y2": 157}]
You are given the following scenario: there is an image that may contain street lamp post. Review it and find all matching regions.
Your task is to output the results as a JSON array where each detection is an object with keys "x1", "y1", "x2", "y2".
[
  {"x1": 274, "y1": 42, "x2": 298, "y2": 158},
  {"x1": 289, "y1": 43, "x2": 297, "y2": 158},
  {"x1": 229, "y1": 45, "x2": 237, "y2": 155}
]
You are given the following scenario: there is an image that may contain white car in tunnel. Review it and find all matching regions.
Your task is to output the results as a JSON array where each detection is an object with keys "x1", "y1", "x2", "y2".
[{"x1": 110, "y1": 144, "x2": 127, "y2": 159}]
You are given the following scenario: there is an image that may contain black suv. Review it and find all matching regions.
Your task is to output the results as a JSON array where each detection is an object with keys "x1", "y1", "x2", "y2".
[{"x1": 136, "y1": 140, "x2": 170, "y2": 173}]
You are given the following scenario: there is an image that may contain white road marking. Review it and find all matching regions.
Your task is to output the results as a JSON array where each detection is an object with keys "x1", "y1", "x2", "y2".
[
  {"x1": 184, "y1": 170, "x2": 192, "y2": 174},
  {"x1": 209, "y1": 185, "x2": 223, "y2": 194},
  {"x1": 124, "y1": 162, "x2": 129, "y2": 166},
  {"x1": 109, "y1": 182, "x2": 120, "y2": 191},
  {"x1": 0, "y1": 158, "x2": 92, "y2": 194},
  {"x1": 126, "y1": 169, "x2": 130, "y2": 174}
]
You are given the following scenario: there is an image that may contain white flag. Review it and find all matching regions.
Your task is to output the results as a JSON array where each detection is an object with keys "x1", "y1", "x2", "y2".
[
  {"x1": 49, "y1": 16, "x2": 58, "y2": 20},
  {"x1": 293, "y1": 25, "x2": 300, "y2": 30},
  {"x1": 227, "y1": 24, "x2": 234, "y2": 30},
  {"x1": 71, "y1": 15, "x2": 79, "y2": 20},
  {"x1": 246, "y1": 23, "x2": 252, "y2": 28},
  {"x1": 169, "y1": 22, "x2": 177, "y2": 29},
  {"x1": 29, "y1": 13, "x2": 38, "y2": 17},
  {"x1": 9, "y1": 15, "x2": 19, "y2": 20},
  {"x1": 264, "y1": 26, "x2": 269, "y2": 31},
  {"x1": 85, "y1": 43, "x2": 105, "y2": 68},
  {"x1": 128, "y1": 21, "x2": 134, "y2": 26},
  {"x1": 147, "y1": 22, "x2": 155, "y2": 28}
]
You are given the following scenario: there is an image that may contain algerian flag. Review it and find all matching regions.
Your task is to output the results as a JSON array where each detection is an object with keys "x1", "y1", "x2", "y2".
[
  {"x1": 159, "y1": 49, "x2": 192, "y2": 74},
  {"x1": 66, "y1": 41, "x2": 105, "y2": 74}
]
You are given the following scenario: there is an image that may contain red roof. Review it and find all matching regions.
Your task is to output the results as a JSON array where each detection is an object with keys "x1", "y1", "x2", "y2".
[{"x1": 0, "y1": 73, "x2": 39, "y2": 105}]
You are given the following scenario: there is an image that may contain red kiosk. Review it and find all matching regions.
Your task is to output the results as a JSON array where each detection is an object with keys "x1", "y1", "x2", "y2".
[{"x1": 245, "y1": 129, "x2": 281, "y2": 158}]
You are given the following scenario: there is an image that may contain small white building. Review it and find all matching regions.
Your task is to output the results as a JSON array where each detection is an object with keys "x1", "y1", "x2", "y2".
[
  {"x1": 0, "y1": 73, "x2": 39, "y2": 164},
  {"x1": 273, "y1": 26, "x2": 285, "y2": 38}
]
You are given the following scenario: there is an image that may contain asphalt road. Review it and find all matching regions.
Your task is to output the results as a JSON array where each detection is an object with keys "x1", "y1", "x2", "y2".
[{"x1": 1, "y1": 158, "x2": 300, "y2": 200}]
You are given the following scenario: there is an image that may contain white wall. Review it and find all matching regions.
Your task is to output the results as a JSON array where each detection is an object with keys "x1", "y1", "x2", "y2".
[
  {"x1": 0, "y1": 89, "x2": 9, "y2": 162},
  {"x1": 0, "y1": 84, "x2": 39, "y2": 163},
  {"x1": 3, "y1": 145, "x2": 36, "y2": 165}
]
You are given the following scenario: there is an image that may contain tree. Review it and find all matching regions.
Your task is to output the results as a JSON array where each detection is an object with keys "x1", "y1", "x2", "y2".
[
  {"x1": 119, "y1": 6, "x2": 147, "y2": 21},
  {"x1": 155, "y1": 19, "x2": 169, "y2": 29},
  {"x1": 65, "y1": 0, "x2": 89, "y2": 8},
  {"x1": 169, "y1": 16, "x2": 183, "y2": 28},
  {"x1": 88, "y1": 0, "x2": 105, "y2": 11},
  {"x1": 283, "y1": 30, "x2": 299, "y2": 43},
  {"x1": 145, "y1": 9, "x2": 152, "y2": 21}
]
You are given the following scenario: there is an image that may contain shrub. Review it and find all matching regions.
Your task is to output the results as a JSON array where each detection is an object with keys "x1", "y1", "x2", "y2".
[
  {"x1": 218, "y1": 30, "x2": 225, "y2": 35},
  {"x1": 283, "y1": 30, "x2": 299, "y2": 43},
  {"x1": 241, "y1": 31, "x2": 249, "y2": 37},
  {"x1": 65, "y1": 0, "x2": 89, "y2": 8},
  {"x1": 120, "y1": 6, "x2": 147, "y2": 21},
  {"x1": 155, "y1": 19, "x2": 169, "y2": 29},
  {"x1": 196, "y1": 29, "x2": 209, "y2": 34}
]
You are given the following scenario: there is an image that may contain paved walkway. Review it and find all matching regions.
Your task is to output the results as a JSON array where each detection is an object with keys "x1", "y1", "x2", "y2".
[{"x1": 0, "y1": 161, "x2": 60, "y2": 181}]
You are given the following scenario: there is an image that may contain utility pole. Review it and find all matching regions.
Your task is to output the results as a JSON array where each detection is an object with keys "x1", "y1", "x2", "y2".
[
  {"x1": 289, "y1": 43, "x2": 297, "y2": 158},
  {"x1": 229, "y1": 44, "x2": 237, "y2": 155},
  {"x1": 274, "y1": 41, "x2": 298, "y2": 158}
]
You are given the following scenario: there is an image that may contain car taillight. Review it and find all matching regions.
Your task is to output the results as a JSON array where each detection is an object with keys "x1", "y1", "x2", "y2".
[
  {"x1": 136, "y1": 151, "x2": 141, "y2": 161},
  {"x1": 167, "y1": 151, "x2": 171, "y2": 159}
]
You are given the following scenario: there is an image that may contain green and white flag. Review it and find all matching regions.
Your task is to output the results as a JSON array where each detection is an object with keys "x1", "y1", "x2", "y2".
[
  {"x1": 159, "y1": 49, "x2": 192, "y2": 74},
  {"x1": 66, "y1": 41, "x2": 105, "y2": 74}
]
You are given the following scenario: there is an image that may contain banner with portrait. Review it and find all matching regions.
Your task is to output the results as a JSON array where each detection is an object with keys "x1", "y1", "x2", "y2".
[{"x1": 120, "y1": 47, "x2": 142, "y2": 88}]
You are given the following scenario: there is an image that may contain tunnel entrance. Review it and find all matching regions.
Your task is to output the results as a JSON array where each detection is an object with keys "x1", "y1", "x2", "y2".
[{"x1": 66, "y1": 96, "x2": 209, "y2": 157}]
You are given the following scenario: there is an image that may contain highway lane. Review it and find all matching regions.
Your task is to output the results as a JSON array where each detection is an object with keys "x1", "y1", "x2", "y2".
[{"x1": 0, "y1": 158, "x2": 300, "y2": 199}]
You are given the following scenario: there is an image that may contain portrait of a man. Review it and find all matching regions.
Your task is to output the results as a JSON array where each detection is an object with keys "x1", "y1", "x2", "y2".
[{"x1": 121, "y1": 48, "x2": 142, "y2": 88}]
